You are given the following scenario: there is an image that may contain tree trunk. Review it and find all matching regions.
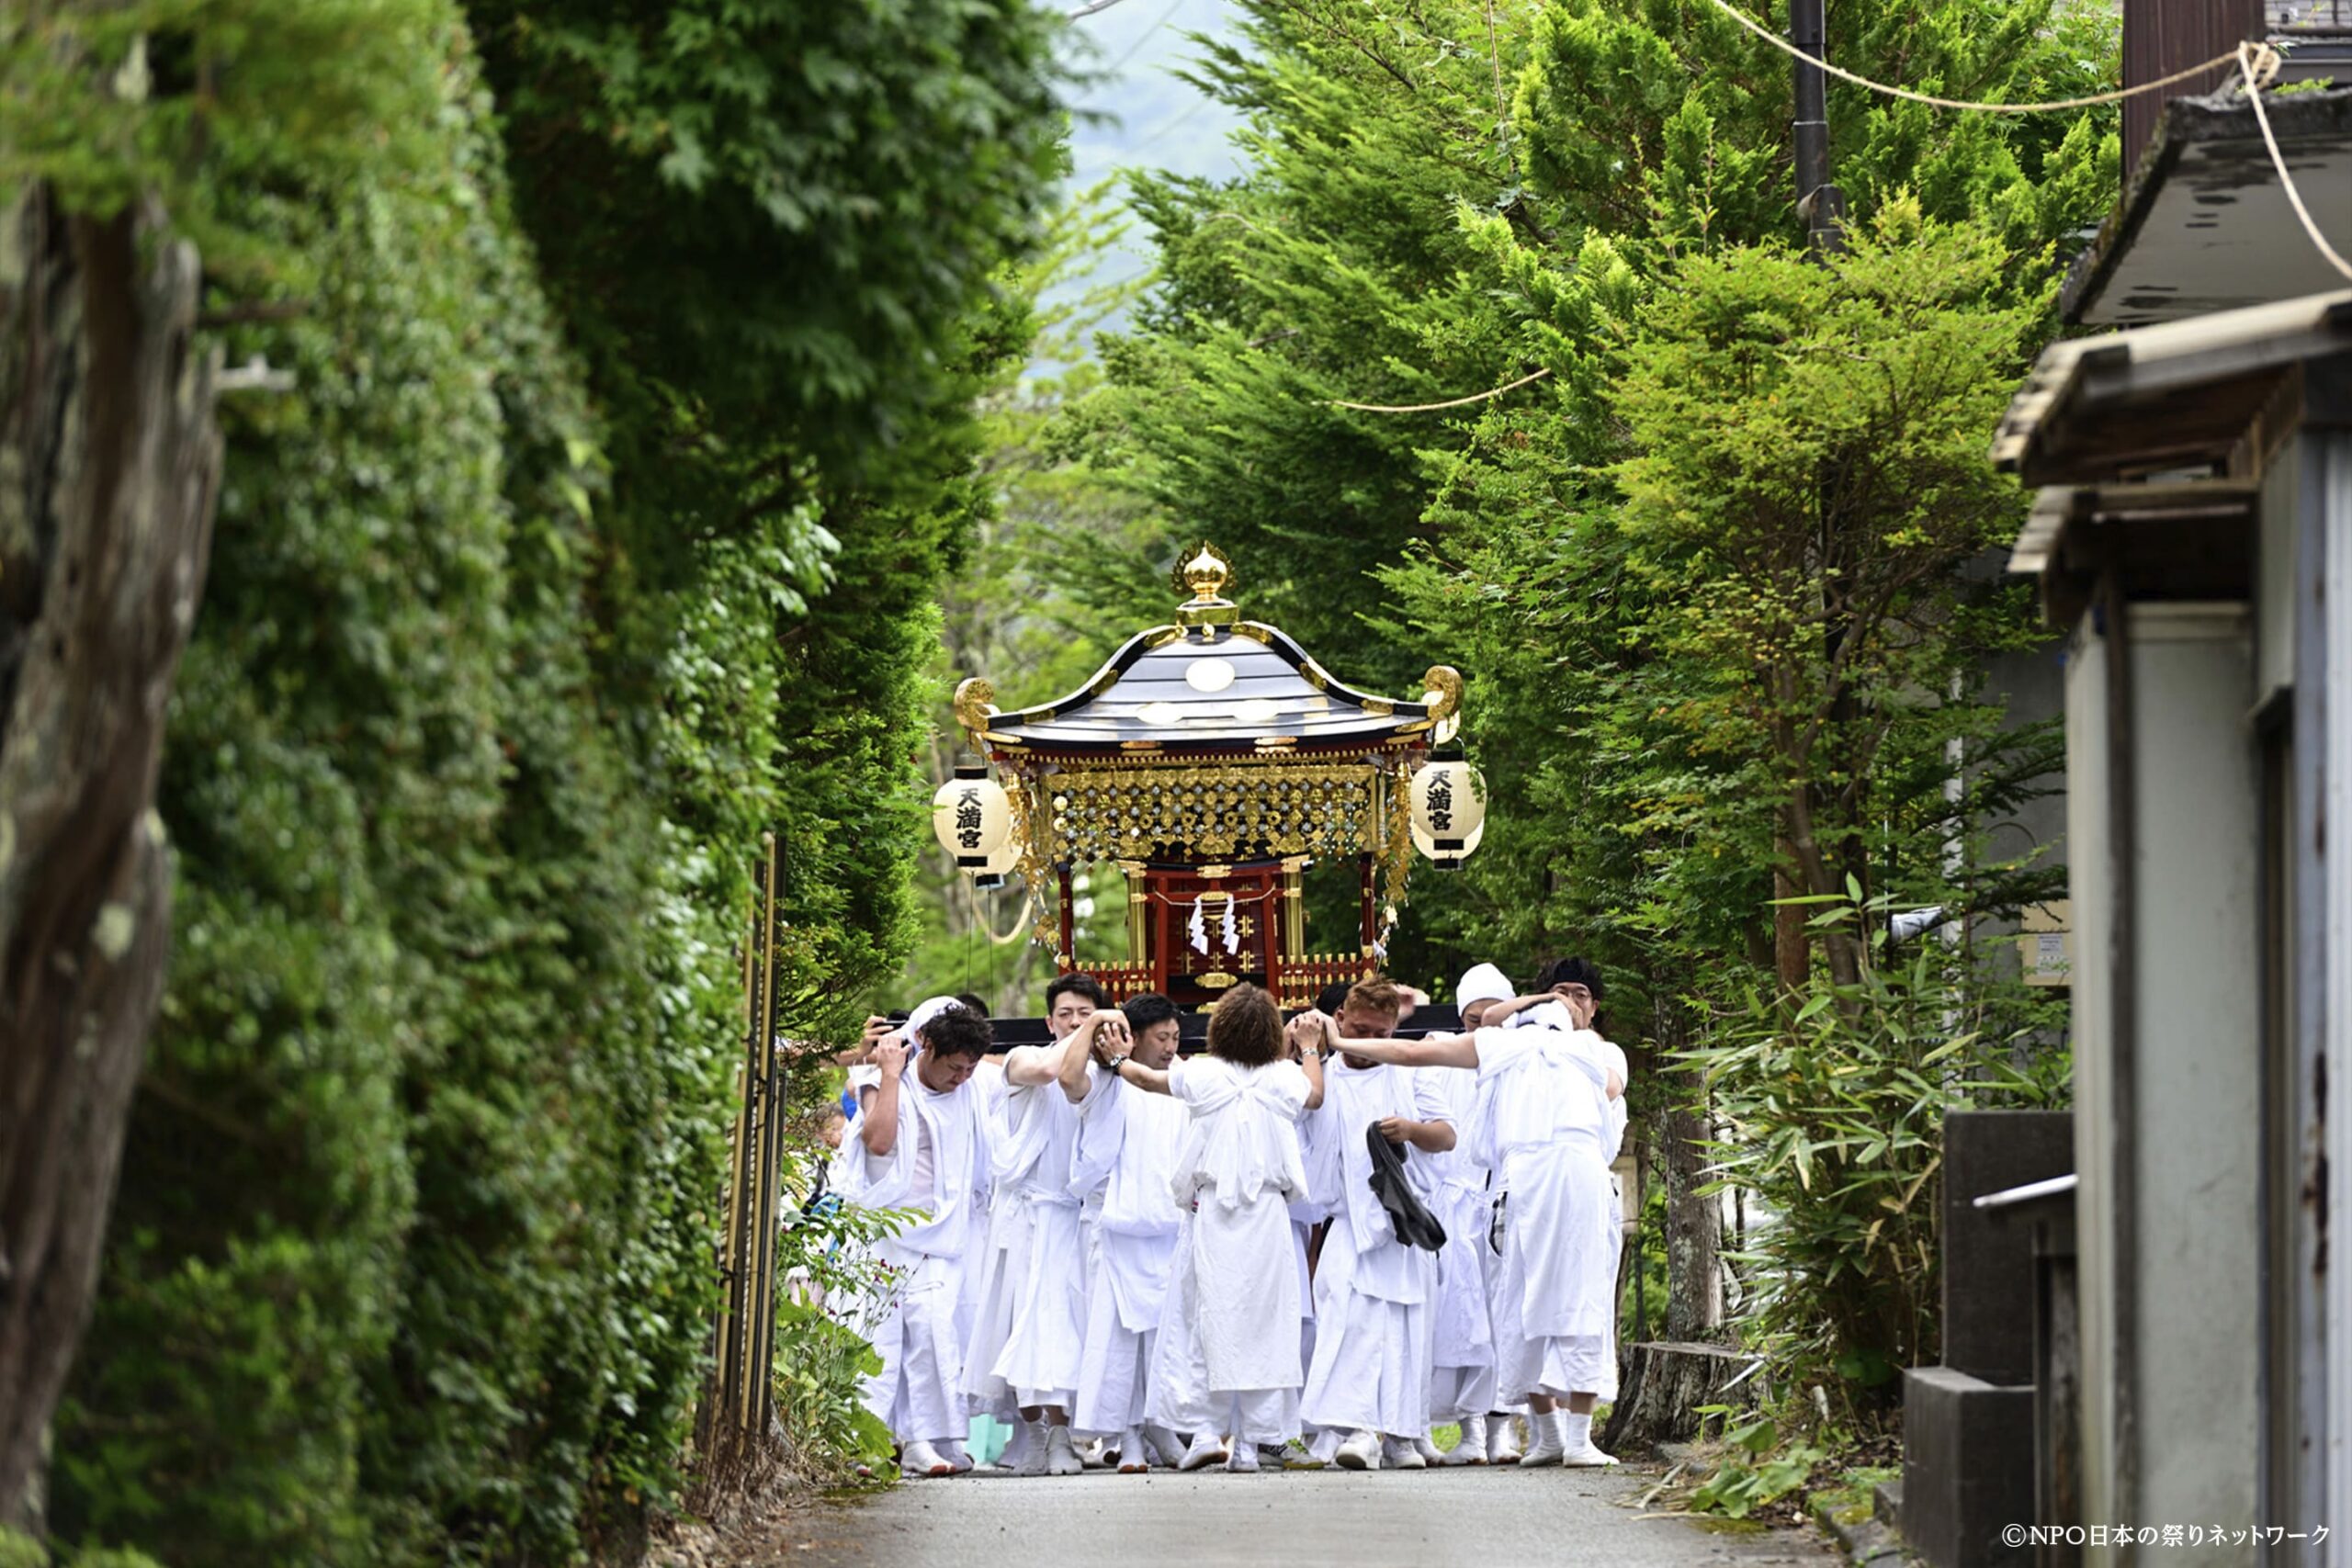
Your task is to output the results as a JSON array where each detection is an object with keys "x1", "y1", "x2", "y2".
[
  {"x1": 1657, "y1": 995, "x2": 1722, "y2": 1342},
  {"x1": 0, "y1": 187, "x2": 221, "y2": 1530},
  {"x1": 1600, "y1": 1342, "x2": 1758, "y2": 1453},
  {"x1": 1772, "y1": 861, "x2": 1809, "y2": 991}
]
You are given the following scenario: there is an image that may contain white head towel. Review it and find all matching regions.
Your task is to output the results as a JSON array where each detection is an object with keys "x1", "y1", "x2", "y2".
[
  {"x1": 902, "y1": 994, "x2": 964, "y2": 1049},
  {"x1": 1507, "y1": 998, "x2": 1577, "y2": 1032},
  {"x1": 1455, "y1": 962, "x2": 1512, "y2": 1012}
]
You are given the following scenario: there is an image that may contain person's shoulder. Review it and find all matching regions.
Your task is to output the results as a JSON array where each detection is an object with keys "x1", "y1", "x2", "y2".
[
  {"x1": 1001, "y1": 1043, "x2": 1054, "y2": 1081},
  {"x1": 1472, "y1": 1024, "x2": 1527, "y2": 1066},
  {"x1": 1263, "y1": 1057, "x2": 1312, "y2": 1094}
]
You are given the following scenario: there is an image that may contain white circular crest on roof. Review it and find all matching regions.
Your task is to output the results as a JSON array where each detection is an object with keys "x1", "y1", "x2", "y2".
[
  {"x1": 1233, "y1": 698, "x2": 1280, "y2": 724},
  {"x1": 1183, "y1": 657, "x2": 1238, "y2": 693},
  {"x1": 1138, "y1": 701, "x2": 1188, "y2": 727}
]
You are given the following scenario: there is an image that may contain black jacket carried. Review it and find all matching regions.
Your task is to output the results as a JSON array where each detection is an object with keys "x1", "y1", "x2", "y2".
[{"x1": 1364, "y1": 1123, "x2": 1447, "y2": 1252}]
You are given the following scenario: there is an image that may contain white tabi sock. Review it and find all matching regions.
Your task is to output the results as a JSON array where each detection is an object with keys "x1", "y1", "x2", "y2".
[
  {"x1": 995, "y1": 1417, "x2": 1037, "y2": 1471},
  {"x1": 1518, "y1": 1409, "x2": 1566, "y2": 1466},
  {"x1": 1564, "y1": 1412, "x2": 1592, "y2": 1448}
]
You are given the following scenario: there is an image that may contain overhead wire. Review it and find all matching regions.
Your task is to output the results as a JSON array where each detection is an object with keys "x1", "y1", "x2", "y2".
[{"x1": 1326, "y1": 15, "x2": 2344, "y2": 414}]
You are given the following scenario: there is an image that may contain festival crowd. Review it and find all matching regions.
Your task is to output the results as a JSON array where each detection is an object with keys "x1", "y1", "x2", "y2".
[{"x1": 825, "y1": 960, "x2": 1629, "y2": 1478}]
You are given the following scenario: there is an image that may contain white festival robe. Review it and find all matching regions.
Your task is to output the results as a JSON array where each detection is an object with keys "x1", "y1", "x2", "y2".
[
  {"x1": 955, "y1": 1055, "x2": 1014, "y2": 1417},
  {"x1": 1473, "y1": 1022, "x2": 1622, "y2": 1402},
  {"x1": 1419, "y1": 1063, "x2": 1498, "y2": 1421},
  {"x1": 835, "y1": 1068, "x2": 993, "y2": 1444},
  {"x1": 1148, "y1": 1056, "x2": 1313, "y2": 1442},
  {"x1": 961, "y1": 1046, "x2": 1090, "y2": 1412},
  {"x1": 1298, "y1": 1057, "x2": 1448, "y2": 1438},
  {"x1": 1068, "y1": 1067, "x2": 1190, "y2": 1436},
  {"x1": 1505, "y1": 1006, "x2": 1633, "y2": 1388}
]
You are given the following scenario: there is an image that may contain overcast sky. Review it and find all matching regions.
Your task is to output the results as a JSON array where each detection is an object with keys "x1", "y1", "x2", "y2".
[{"x1": 1053, "y1": 0, "x2": 1247, "y2": 340}]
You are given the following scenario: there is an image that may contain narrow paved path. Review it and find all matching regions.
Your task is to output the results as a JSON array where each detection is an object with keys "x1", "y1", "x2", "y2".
[{"x1": 773, "y1": 1463, "x2": 1832, "y2": 1568}]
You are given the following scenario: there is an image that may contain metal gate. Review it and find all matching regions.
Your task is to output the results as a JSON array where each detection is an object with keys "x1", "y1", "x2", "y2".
[{"x1": 702, "y1": 831, "x2": 787, "y2": 1443}]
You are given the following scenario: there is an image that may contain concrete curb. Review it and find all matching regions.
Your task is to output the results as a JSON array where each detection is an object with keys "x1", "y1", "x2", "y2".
[{"x1": 1810, "y1": 1487, "x2": 1911, "y2": 1567}]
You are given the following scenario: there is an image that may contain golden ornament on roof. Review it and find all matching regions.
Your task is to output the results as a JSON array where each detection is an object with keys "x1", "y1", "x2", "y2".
[
  {"x1": 953, "y1": 676, "x2": 999, "y2": 736},
  {"x1": 1170, "y1": 543, "x2": 1239, "y2": 626},
  {"x1": 1172, "y1": 542, "x2": 1234, "y2": 601}
]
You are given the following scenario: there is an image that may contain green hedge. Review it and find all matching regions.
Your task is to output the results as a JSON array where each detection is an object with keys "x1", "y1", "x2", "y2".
[
  {"x1": 49, "y1": 40, "x2": 718, "y2": 1568},
  {"x1": 40, "y1": 0, "x2": 1052, "y2": 1557}
]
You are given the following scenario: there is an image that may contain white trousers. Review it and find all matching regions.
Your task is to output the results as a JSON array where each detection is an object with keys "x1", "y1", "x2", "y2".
[
  {"x1": 861, "y1": 1250, "x2": 967, "y2": 1445},
  {"x1": 1300, "y1": 1285, "x2": 1431, "y2": 1438},
  {"x1": 1154, "y1": 1382, "x2": 1299, "y2": 1448},
  {"x1": 1148, "y1": 1205, "x2": 1302, "y2": 1445},
  {"x1": 1075, "y1": 1311, "x2": 1157, "y2": 1437},
  {"x1": 1430, "y1": 1359, "x2": 1498, "y2": 1424}
]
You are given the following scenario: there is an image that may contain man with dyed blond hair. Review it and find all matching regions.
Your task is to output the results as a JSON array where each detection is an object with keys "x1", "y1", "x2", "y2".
[{"x1": 1295, "y1": 976, "x2": 1457, "y2": 1470}]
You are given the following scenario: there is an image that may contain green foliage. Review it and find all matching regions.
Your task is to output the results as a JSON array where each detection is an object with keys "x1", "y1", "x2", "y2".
[
  {"x1": 0, "y1": 1531, "x2": 164, "y2": 1568},
  {"x1": 464, "y1": 0, "x2": 1070, "y2": 484},
  {"x1": 1589, "y1": 201, "x2": 2061, "y2": 964},
  {"x1": 0, "y1": 0, "x2": 441, "y2": 278},
  {"x1": 1080, "y1": 0, "x2": 2116, "y2": 993},
  {"x1": 46, "y1": 0, "x2": 1066, "y2": 1555},
  {"x1": 767, "y1": 1192, "x2": 920, "y2": 1479},
  {"x1": 1686, "y1": 893, "x2": 2064, "y2": 1414},
  {"x1": 462, "y1": 0, "x2": 1069, "y2": 1053},
  {"x1": 1686, "y1": 1410, "x2": 1826, "y2": 1520},
  {"x1": 895, "y1": 187, "x2": 1162, "y2": 1010}
]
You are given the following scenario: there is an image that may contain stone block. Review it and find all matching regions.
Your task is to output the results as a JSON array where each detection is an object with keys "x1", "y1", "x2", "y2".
[
  {"x1": 1943, "y1": 1111, "x2": 2073, "y2": 1383},
  {"x1": 1903, "y1": 1365, "x2": 2035, "y2": 1568}
]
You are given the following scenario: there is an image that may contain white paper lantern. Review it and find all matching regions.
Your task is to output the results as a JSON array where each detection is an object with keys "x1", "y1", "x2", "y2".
[
  {"x1": 969, "y1": 837, "x2": 1022, "y2": 891},
  {"x1": 1408, "y1": 751, "x2": 1486, "y2": 869},
  {"x1": 933, "y1": 761, "x2": 1012, "y2": 868}
]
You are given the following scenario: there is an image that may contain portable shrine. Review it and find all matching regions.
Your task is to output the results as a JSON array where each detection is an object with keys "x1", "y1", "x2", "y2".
[{"x1": 941, "y1": 544, "x2": 1481, "y2": 1010}]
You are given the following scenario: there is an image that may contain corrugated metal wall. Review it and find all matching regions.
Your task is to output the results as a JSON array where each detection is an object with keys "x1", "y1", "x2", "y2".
[{"x1": 2122, "y1": 0, "x2": 2264, "y2": 184}]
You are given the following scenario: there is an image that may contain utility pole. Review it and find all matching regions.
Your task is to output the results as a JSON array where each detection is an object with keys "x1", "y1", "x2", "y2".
[{"x1": 1789, "y1": 0, "x2": 1846, "y2": 254}]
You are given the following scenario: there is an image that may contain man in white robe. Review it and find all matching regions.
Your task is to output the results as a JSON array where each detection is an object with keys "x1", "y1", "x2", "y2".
[
  {"x1": 1067, "y1": 992, "x2": 1190, "y2": 1471},
  {"x1": 1117, "y1": 985, "x2": 1323, "y2": 1472},
  {"x1": 1320, "y1": 963, "x2": 1625, "y2": 1469},
  {"x1": 838, "y1": 1004, "x2": 995, "y2": 1477},
  {"x1": 1522, "y1": 957, "x2": 1632, "y2": 1423},
  {"x1": 1299, "y1": 977, "x2": 1453, "y2": 1471},
  {"x1": 961, "y1": 973, "x2": 1122, "y2": 1476},
  {"x1": 1419, "y1": 1054, "x2": 1498, "y2": 1463}
]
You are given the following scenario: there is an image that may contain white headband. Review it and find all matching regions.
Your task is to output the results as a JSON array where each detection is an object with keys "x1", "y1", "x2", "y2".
[
  {"x1": 903, "y1": 995, "x2": 963, "y2": 1047},
  {"x1": 1455, "y1": 962, "x2": 1512, "y2": 1010},
  {"x1": 1508, "y1": 998, "x2": 1576, "y2": 1032}
]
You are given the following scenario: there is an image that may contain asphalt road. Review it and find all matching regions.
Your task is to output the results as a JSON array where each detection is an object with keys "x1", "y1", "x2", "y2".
[{"x1": 771, "y1": 1463, "x2": 1832, "y2": 1568}]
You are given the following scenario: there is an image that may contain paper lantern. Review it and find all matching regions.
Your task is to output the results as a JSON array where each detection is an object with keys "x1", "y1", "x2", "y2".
[
  {"x1": 1408, "y1": 750, "x2": 1486, "y2": 870},
  {"x1": 932, "y1": 760, "x2": 1012, "y2": 868}
]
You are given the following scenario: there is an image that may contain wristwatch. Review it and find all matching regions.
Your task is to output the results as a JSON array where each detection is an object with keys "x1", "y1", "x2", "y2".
[{"x1": 1104, "y1": 1053, "x2": 1132, "y2": 1073}]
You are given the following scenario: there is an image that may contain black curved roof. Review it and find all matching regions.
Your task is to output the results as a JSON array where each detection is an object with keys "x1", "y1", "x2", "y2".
[{"x1": 977, "y1": 621, "x2": 1434, "y2": 754}]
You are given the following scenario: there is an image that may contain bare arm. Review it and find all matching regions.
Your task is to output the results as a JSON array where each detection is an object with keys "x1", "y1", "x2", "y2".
[
  {"x1": 1114, "y1": 1058, "x2": 1173, "y2": 1096},
  {"x1": 1003, "y1": 1037, "x2": 1066, "y2": 1089},
  {"x1": 1325, "y1": 1027, "x2": 1481, "y2": 1070},
  {"x1": 1059, "y1": 1013, "x2": 1124, "y2": 1105},
  {"x1": 1378, "y1": 1115, "x2": 1455, "y2": 1153},
  {"x1": 835, "y1": 1013, "x2": 894, "y2": 1067},
  {"x1": 1299, "y1": 1042, "x2": 1325, "y2": 1111},
  {"x1": 860, "y1": 1041, "x2": 907, "y2": 1156}
]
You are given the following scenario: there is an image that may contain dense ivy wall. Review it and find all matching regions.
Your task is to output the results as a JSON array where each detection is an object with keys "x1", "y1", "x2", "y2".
[{"x1": 42, "y1": 0, "x2": 1061, "y2": 1559}]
